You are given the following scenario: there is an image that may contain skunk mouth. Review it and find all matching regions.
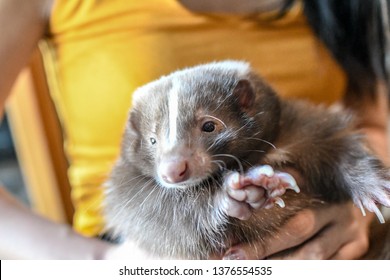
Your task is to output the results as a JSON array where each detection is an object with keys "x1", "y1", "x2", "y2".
[{"x1": 156, "y1": 171, "x2": 222, "y2": 190}]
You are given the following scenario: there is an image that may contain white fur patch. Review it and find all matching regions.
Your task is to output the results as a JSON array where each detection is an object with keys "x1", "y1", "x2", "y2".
[
  {"x1": 205, "y1": 60, "x2": 251, "y2": 76},
  {"x1": 167, "y1": 81, "x2": 180, "y2": 149}
]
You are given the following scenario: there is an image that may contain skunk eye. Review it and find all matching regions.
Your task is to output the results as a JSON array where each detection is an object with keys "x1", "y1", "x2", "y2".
[
  {"x1": 150, "y1": 137, "x2": 157, "y2": 145},
  {"x1": 202, "y1": 121, "x2": 216, "y2": 133}
]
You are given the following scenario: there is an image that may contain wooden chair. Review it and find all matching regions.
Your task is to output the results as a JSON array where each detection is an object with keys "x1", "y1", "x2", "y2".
[{"x1": 6, "y1": 47, "x2": 73, "y2": 224}]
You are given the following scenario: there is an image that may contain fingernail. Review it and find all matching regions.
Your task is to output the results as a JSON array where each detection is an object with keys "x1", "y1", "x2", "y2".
[
  {"x1": 276, "y1": 172, "x2": 300, "y2": 193},
  {"x1": 290, "y1": 184, "x2": 300, "y2": 193},
  {"x1": 223, "y1": 249, "x2": 247, "y2": 260},
  {"x1": 274, "y1": 197, "x2": 285, "y2": 208}
]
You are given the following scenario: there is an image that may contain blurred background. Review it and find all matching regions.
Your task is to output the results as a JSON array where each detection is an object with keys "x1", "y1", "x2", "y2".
[{"x1": 0, "y1": 115, "x2": 29, "y2": 206}]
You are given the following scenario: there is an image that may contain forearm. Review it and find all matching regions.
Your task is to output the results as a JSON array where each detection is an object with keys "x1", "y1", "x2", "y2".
[
  {"x1": 0, "y1": 0, "x2": 53, "y2": 112},
  {"x1": 0, "y1": 187, "x2": 112, "y2": 259}
]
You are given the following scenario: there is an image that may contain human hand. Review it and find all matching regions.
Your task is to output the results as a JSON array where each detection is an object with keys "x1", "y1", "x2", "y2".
[{"x1": 222, "y1": 201, "x2": 373, "y2": 260}]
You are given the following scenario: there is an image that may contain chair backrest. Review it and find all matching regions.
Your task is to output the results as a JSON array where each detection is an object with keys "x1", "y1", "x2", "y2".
[{"x1": 6, "y1": 48, "x2": 74, "y2": 224}]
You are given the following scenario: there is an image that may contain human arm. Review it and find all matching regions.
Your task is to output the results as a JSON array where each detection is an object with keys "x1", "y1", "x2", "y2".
[
  {"x1": 0, "y1": 0, "x2": 151, "y2": 260},
  {"x1": 0, "y1": 186, "x2": 154, "y2": 259},
  {"x1": 0, "y1": 0, "x2": 107, "y2": 259},
  {"x1": 0, "y1": 0, "x2": 53, "y2": 116},
  {"x1": 0, "y1": 186, "x2": 107, "y2": 259}
]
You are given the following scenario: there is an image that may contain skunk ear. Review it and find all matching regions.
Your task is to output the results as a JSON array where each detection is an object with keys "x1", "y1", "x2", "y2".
[
  {"x1": 126, "y1": 110, "x2": 140, "y2": 137},
  {"x1": 233, "y1": 79, "x2": 255, "y2": 110}
]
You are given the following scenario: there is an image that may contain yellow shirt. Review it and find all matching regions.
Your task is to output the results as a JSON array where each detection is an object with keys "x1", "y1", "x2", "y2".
[{"x1": 44, "y1": 0, "x2": 346, "y2": 236}]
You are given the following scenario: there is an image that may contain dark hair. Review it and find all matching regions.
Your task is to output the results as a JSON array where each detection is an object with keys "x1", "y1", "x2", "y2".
[{"x1": 282, "y1": 0, "x2": 390, "y2": 99}]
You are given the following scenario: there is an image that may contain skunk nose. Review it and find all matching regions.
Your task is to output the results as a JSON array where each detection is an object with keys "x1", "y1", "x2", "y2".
[{"x1": 160, "y1": 160, "x2": 189, "y2": 184}]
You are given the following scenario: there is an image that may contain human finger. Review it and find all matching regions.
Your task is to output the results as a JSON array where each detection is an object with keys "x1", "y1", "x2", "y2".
[{"x1": 223, "y1": 207, "x2": 332, "y2": 259}]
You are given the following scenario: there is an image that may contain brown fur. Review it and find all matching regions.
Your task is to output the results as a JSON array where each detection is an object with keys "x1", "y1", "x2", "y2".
[{"x1": 104, "y1": 61, "x2": 390, "y2": 259}]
